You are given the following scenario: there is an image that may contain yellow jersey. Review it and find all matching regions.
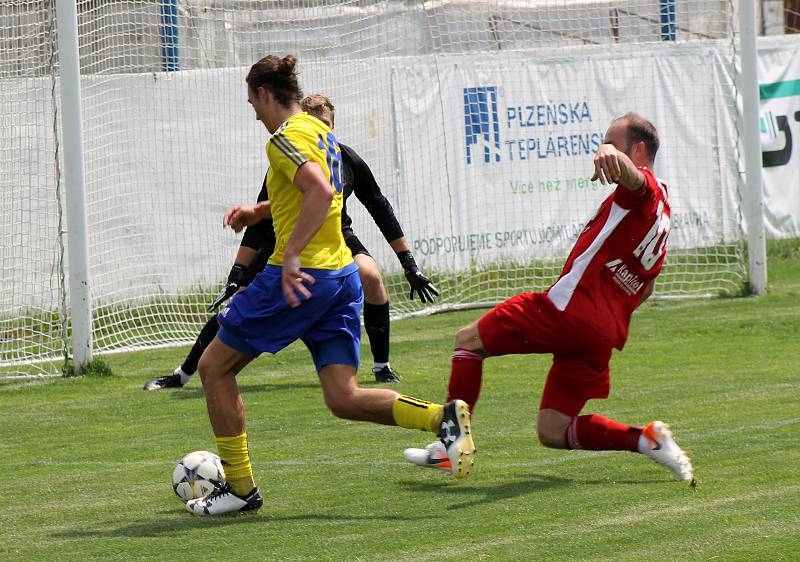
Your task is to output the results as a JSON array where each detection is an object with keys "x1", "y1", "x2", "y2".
[{"x1": 265, "y1": 112, "x2": 352, "y2": 270}]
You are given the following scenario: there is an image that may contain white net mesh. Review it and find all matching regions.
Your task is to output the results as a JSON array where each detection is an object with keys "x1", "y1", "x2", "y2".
[
  {"x1": 1, "y1": 1, "x2": 66, "y2": 377},
  {"x1": 7, "y1": 0, "x2": 793, "y2": 376}
]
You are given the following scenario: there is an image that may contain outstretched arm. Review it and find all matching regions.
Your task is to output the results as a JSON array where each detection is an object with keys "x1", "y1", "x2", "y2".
[
  {"x1": 591, "y1": 144, "x2": 645, "y2": 192},
  {"x1": 342, "y1": 144, "x2": 404, "y2": 243},
  {"x1": 389, "y1": 237, "x2": 439, "y2": 304},
  {"x1": 207, "y1": 245, "x2": 258, "y2": 312},
  {"x1": 209, "y1": 176, "x2": 274, "y2": 312},
  {"x1": 342, "y1": 144, "x2": 439, "y2": 303},
  {"x1": 224, "y1": 201, "x2": 272, "y2": 233}
]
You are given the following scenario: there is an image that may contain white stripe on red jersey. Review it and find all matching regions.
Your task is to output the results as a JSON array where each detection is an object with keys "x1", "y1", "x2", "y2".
[
  {"x1": 545, "y1": 168, "x2": 670, "y2": 349},
  {"x1": 548, "y1": 202, "x2": 630, "y2": 312}
]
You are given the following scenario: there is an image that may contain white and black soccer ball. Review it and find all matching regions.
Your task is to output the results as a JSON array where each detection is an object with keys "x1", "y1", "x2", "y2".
[{"x1": 172, "y1": 450, "x2": 226, "y2": 502}]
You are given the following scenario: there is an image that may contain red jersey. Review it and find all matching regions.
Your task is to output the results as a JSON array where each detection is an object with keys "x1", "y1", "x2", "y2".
[{"x1": 546, "y1": 168, "x2": 670, "y2": 349}]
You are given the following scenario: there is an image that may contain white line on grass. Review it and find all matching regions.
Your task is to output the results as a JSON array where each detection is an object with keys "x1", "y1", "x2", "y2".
[
  {"x1": 594, "y1": 485, "x2": 800, "y2": 526},
  {"x1": 14, "y1": 417, "x2": 799, "y2": 470},
  {"x1": 376, "y1": 487, "x2": 800, "y2": 562}
]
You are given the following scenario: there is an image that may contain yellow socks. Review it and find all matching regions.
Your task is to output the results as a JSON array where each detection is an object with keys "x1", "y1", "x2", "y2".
[
  {"x1": 216, "y1": 433, "x2": 256, "y2": 496},
  {"x1": 392, "y1": 395, "x2": 444, "y2": 433}
]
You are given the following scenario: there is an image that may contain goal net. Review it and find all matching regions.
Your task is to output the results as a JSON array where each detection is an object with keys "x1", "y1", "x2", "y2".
[
  {"x1": 1, "y1": 1, "x2": 66, "y2": 377},
  {"x1": 2, "y1": 0, "x2": 762, "y2": 376}
]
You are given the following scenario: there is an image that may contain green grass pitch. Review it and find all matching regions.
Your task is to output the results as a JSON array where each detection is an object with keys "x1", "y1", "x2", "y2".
[{"x1": 1, "y1": 252, "x2": 798, "y2": 561}]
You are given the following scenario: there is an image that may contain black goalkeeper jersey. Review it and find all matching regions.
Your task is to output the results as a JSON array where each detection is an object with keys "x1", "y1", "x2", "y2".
[
  {"x1": 339, "y1": 143, "x2": 404, "y2": 243},
  {"x1": 240, "y1": 142, "x2": 403, "y2": 256},
  {"x1": 240, "y1": 175, "x2": 275, "y2": 251}
]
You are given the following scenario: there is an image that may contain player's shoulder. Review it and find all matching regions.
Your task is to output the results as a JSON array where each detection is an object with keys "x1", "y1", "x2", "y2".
[
  {"x1": 654, "y1": 175, "x2": 669, "y2": 202},
  {"x1": 338, "y1": 142, "x2": 361, "y2": 164},
  {"x1": 285, "y1": 112, "x2": 328, "y2": 136},
  {"x1": 269, "y1": 113, "x2": 325, "y2": 164},
  {"x1": 638, "y1": 167, "x2": 669, "y2": 201},
  {"x1": 272, "y1": 112, "x2": 326, "y2": 145}
]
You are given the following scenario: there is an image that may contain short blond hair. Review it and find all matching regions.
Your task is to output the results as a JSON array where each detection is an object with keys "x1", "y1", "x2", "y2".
[{"x1": 301, "y1": 94, "x2": 335, "y2": 127}]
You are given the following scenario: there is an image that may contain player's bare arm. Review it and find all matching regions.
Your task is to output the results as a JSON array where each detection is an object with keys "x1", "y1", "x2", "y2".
[
  {"x1": 224, "y1": 201, "x2": 272, "y2": 233},
  {"x1": 591, "y1": 143, "x2": 645, "y2": 192},
  {"x1": 205, "y1": 244, "x2": 260, "y2": 312},
  {"x1": 389, "y1": 237, "x2": 410, "y2": 253},
  {"x1": 232, "y1": 245, "x2": 258, "y2": 268},
  {"x1": 281, "y1": 161, "x2": 333, "y2": 307}
]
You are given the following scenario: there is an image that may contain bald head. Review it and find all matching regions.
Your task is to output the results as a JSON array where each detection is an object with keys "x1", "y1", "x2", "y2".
[{"x1": 612, "y1": 112, "x2": 659, "y2": 164}]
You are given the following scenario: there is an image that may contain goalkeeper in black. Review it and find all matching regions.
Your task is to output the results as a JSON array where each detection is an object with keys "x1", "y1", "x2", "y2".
[{"x1": 144, "y1": 94, "x2": 437, "y2": 389}]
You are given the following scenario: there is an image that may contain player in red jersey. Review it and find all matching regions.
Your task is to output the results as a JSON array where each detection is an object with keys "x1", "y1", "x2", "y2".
[{"x1": 404, "y1": 113, "x2": 694, "y2": 484}]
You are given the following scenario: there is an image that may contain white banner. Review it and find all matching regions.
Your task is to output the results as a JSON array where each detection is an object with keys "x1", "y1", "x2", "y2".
[
  {"x1": 758, "y1": 38, "x2": 800, "y2": 239},
  {"x1": 392, "y1": 46, "x2": 739, "y2": 272}
]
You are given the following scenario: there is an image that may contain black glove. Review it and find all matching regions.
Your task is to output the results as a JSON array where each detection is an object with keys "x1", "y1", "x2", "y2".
[
  {"x1": 397, "y1": 250, "x2": 439, "y2": 303},
  {"x1": 207, "y1": 263, "x2": 247, "y2": 312}
]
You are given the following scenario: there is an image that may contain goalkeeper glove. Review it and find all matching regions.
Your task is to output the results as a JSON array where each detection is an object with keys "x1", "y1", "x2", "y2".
[
  {"x1": 207, "y1": 263, "x2": 247, "y2": 312},
  {"x1": 397, "y1": 250, "x2": 439, "y2": 303}
]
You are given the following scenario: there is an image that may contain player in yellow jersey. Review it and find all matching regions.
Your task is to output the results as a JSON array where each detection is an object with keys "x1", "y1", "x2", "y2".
[{"x1": 185, "y1": 55, "x2": 475, "y2": 516}]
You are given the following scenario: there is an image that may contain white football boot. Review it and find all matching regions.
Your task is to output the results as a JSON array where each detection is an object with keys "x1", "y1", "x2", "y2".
[
  {"x1": 404, "y1": 400, "x2": 476, "y2": 478},
  {"x1": 640, "y1": 421, "x2": 695, "y2": 484},
  {"x1": 403, "y1": 440, "x2": 452, "y2": 472},
  {"x1": 186, "y1": 483, "x2": 263, "y2": 516}
]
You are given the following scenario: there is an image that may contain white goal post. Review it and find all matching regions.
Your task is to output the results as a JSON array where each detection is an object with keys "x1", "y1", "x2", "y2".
[{"x1": 1, "y1": 0, "x2": 772, "y2": 376}]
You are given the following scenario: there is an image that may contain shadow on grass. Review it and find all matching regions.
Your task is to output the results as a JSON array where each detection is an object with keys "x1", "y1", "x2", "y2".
[
  {"x1": 399, "y1": 472, "x2": 571, "y2": 510},
  {"x1": 50, "y1": 510, "x2": 434, "y2": 539},
  {"x1": 162, "y1": 377, "x2": 404, "y2": 399},
  {"x1": 164, "y1": 381, "x2": 322, "y2": 399}
]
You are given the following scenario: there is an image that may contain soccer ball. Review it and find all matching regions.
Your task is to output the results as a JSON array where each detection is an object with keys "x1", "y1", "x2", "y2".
[{"x1": 172, "y1": 450, "x2": 226, "y2": 502}]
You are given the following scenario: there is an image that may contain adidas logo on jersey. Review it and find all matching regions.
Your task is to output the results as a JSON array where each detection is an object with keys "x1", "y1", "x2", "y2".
[{"x1": 605, "y1": 259, "x2": 644, "y2": 296}]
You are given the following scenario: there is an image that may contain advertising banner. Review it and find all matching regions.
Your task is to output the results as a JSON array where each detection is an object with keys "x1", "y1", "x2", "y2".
[
  {"x1": 758, "y1": 39, "x2": 800, "y2": 238},
  {"x1": 392, "y1": 47, "x2": 739, "y2": 272}
]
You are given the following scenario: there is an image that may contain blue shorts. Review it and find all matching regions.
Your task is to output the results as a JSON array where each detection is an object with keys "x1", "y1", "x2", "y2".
[{"x1": 217, "y1": 263, "x2": 362, "y2": 372}]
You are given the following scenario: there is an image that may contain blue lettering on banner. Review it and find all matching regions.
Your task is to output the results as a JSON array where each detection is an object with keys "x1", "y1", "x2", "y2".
[
  {"x1": 463, "y1": 87, "x2": 601, "y2": 165},
  {"x1": 505, "y1": 102, "x2": 592, "y2": 128},
  {"x1": 464, "y1": 86, "x2": 501, "y2": 164}
]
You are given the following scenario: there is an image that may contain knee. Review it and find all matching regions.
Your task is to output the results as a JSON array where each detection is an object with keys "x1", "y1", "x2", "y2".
[
  {"x1": 324, "y1": 389, "x2": 359, "y2": 420},
  {"x1": 454, "y1": 326, "x2": 470, "y2": 349},
  {"x1": 360, "y1": 269, "x2": 385, "y2": 300},
  {"x1": 454, "y1": 324, "x2": 481, "y2": 352},
  {"x1": 197, "y1": 353, "x2": 214, "y2": 383},
  {"x1": 537, "y1": 423, "x2": 567, "y2": 449}
]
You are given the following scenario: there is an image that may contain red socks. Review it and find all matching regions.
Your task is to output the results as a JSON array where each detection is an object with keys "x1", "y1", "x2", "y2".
[
  {"x1": 565, "y1": 414, "x2": 642, "y2": 451},
  {"x1": 446, "y1": 348, "x2": 484, "y2": 412},
  {"x1": 447, "y1": 346, "x2": 642, "y2": 454}
]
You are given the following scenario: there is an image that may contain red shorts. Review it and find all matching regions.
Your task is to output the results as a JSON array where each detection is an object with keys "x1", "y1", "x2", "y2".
[{"x1": 477, "y1": 292, "x2": 613, "y2": 417}]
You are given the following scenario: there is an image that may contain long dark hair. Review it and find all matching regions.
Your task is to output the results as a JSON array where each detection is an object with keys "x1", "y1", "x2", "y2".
[{"x1": 246, "y1": 55, "x2": 303, "y2": 107}]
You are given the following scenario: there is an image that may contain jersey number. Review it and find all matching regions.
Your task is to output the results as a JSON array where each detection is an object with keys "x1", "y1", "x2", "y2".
[
  {"x1": 317, "y1": 133, "x2": 343, "y2": 193},
  {"x1": 633, "y1": 200, "x2": 670, "y2": 271}
]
